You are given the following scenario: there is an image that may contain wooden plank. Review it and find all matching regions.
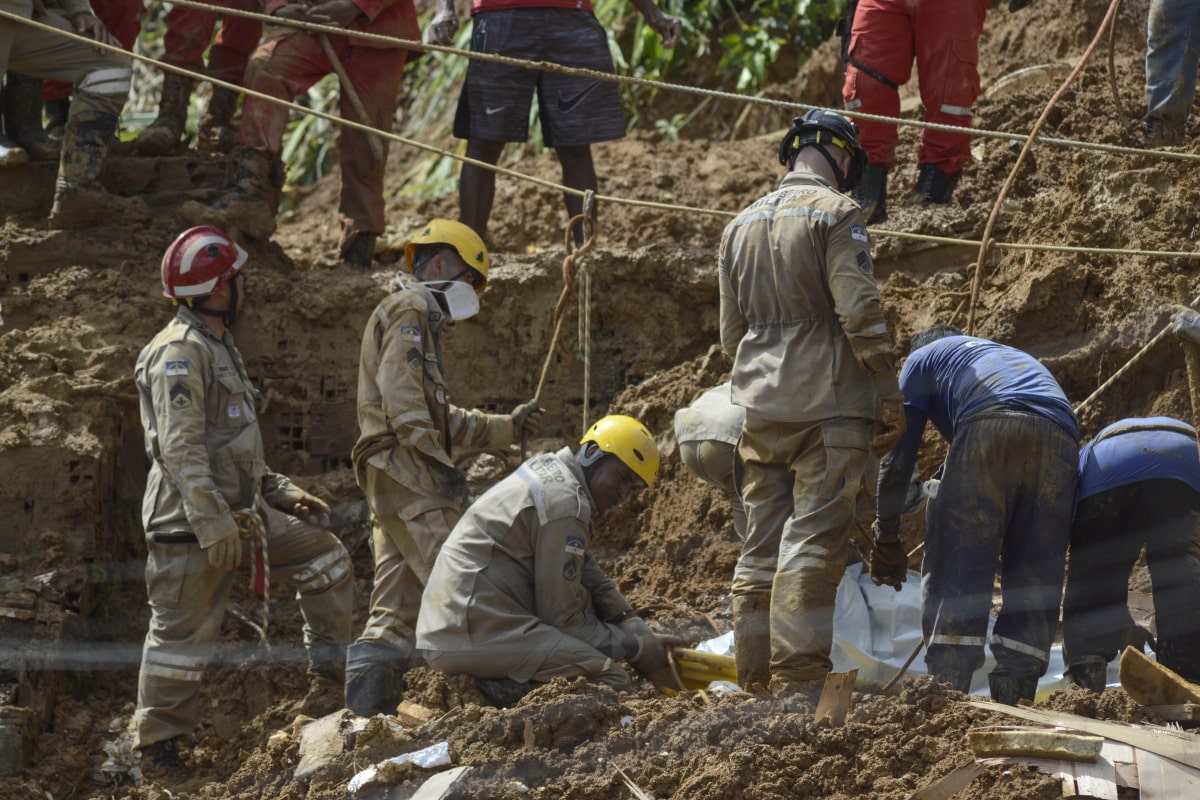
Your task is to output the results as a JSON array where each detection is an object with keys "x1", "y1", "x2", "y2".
[
  {"x1": 1135, "y1": 749, "x2": 1200, "y2": 799},
  {"x1": 908, "y1": 760, "x2": 987, "y2": 800},
  {"x1": 966, "y1": 701, "x2": 1200, "y2": 770},
  {"x1": 1119, "y1": 646, "x2": 1200, "y2": 705},
  {"x1": 814, "y1": 669, "x2": 857, "y2": 727},
  {"x1": 968, "y1": 728, "x2": 1102, "y2": 762},
  {"x1": 1145, "y1": 704, "x2": 1200, "y2": 722}
]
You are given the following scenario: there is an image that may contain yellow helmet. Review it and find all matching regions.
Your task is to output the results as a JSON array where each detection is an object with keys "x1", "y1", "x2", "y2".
[
  {"x1": 580, "y1": 414, "x2": 660, "y2": 487},
  {"x1": 404, "y1": 219, "x2": 490, "y2": 291}
]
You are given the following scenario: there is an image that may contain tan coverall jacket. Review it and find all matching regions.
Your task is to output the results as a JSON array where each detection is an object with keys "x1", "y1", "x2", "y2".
[
  {"x1": 133, "y1": 307, "x2": 352, "y2": 748},
  {"x1": 717, "y1": 170, "x2": 898, "y2": 420},
  {"x1": 416, "y1": 448, "x2": 638, "y2": 689}
]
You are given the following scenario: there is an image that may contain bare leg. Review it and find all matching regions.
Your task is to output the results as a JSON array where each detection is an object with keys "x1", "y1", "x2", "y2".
[
  {"x1": 459, "y1": 138, "x2": 506, "y2": 244},
  {"x1": 556, "y1": 144, "x2": 597, "y2": 245}
]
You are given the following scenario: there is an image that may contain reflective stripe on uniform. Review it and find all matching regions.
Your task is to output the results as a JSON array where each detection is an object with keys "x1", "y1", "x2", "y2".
[
  {"x1": 733, "y1": 205, "x2": 839, "y2": 229},
  {"x1": 853, "y1": 341, "x2": 894, "y2": 361},
  {"x1": 939, "y1": 103, "x2": 972, "y2": 117},
  {"x1": 78, "y1": 67, "x2": 131, "y2": 97},
  {"x1": 990, "y1": 634, "x2": 1049, "y2": 662},
  {"x1": 142, "y1": 650, "x2": 206, "y2": 682},
  {"x1": 930, "y1": 633, "x2": 987, "y2": 648},
  {"x1": 293, "y1": 548, "x2": 349, "y2": 588}
]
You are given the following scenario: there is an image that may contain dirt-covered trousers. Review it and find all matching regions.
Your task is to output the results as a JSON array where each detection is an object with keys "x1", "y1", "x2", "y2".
[
  {"x1": 133, "y1": 510, "x2": 353, "y2": 749},
  {"x1": 354, "y1": 464, "x2": 459, "y2": 659},
  {"x1": 733, "y1": 415, "x2": 870, "y2": 682},
  {"x1": 0, "y1": 9, "x2": 129, "y2": 118},
  {"x1": 841, "y1": 0, "x2": 989, "y2": 173},
  {"x1": 923, "y1": 409, "x2": 1078, "y2": 681},
  {"x1": 1063, "y1": 478, "x2": 1200, "y2": 682},
  {"x1": 240, "y1": 31, "x2": 411, "y2": 252},
  {"x1": 42, "y1": 0, "x2": 141, "y2": 102},
  {"x1": 1145, "y1": 0, "x2": 1200, "y2": 127},
  {"x1": 679, "y1": 438, "x2": 747, "y2": 541}
]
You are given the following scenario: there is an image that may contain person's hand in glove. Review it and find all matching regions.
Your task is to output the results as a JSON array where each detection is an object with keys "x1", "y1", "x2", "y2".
[
  {"x1": 510, "y1": 400, "x2": 545, "y2": 438},
  {"x1": 868, "y1": 519, "x2": 907, "y2": 591},
  {"x1": 294, "y1": 492, "x2": 332, "y2": 528},
  {"x1": 427, "y1": 457, "x2": 470, "y2": 505},
  {"x1": 1170, "y1": 305, "x2": 1200, "y2": 345},
  {"x1": 870, "y1": 393, "x2": 907, "y2": 458},
  {"x1": 618, "y1": 615, "x2": 670, "y2": 674},
  {"x1": 206, "y1": 529, "x2": 243, "y2": 572}
]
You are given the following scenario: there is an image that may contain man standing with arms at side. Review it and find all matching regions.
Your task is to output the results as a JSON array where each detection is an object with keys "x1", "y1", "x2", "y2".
[
  {"x1": 428, "y1": 0, "x2": 682, "y2": 245},
  {"x1": 346, "y1": 220, "x2": 544, "y2": 716},
  {"x1": 871, "y1": 325, "x2": 1079, "y2": 705},
  {"x1": 134, "y1": 227, "x2": 353, "y2": 773},
  {"x1": 718, "y1": 109, "x2": 905, "y2": 699}
]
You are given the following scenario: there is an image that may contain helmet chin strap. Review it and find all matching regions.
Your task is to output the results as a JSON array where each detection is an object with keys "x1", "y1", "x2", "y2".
[
  {"x1": 194, "y1": 277, "x2": 240, "y2": 327},
  {"x1": 810, "y1": 145, "x2": 849, "y2": 191}
]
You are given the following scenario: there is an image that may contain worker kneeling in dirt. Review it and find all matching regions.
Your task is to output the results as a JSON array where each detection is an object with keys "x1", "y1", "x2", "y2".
[
  {"x1": 674, "y1": 381, "x2": 747, "y2": 541},
  {"x1": 133, "y1": 227, "x2": 354, "y2": 772},
  {"x1": 347, "y1": 219, "x2": 543, "y2": 716},
  {"x1": 415, "y1": 415, "x2": 671, "y2": 707},
  {"x1": 1063, "y1": 414, "x2": 1200, "y2": 692},
  {"x1": 871, "y1": 325, "x2": 1079, "y2": 706}
]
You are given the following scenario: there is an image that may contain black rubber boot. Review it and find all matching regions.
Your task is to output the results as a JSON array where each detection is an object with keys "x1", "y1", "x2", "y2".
[
  {"x1": 49, "y1": 110, "x2": 148, "y2": 229},
  {"x1": 197, "y1": 86, "x2": 240, "y2": 153},
  {"x1": 926, "y1": 652, "x2": 974, "y2": 693},
  {"x1": 475, "y1": 677, "x2": 532, "y2": 708},
  {"x1": 342, "y1": 233, "x2": 377, "y2": 269},
  {"x1": 732, "y1": 593, "x2": 772, "y2": 692},
  {"x1": 2, "y1": 72, "x2": 59, "y2": 160},
  {"x1": 850, "y1": 163, "x2": 888, "y2": 224},
  {"x1": 44, "y1": 97, "x2": 70, "y2": 142},
  {"x1": 193, "y1": 145, "x2": 282, "y2": 240},
  {"x1": 344, "y1": 640, "x2": 407, "y2": 717},
  {"x1": 1065, "y1": 656, "x2": 1108, "y2": 693},
  {"x1": 135, "y1": 72, "x2": 194, "y2": 155},
  {"x1": 988, "y1": 673, "x2": 1038, "y2": 706},
  {"x1": 912, "y1": 163, "x2": 961, "y2": 205}
]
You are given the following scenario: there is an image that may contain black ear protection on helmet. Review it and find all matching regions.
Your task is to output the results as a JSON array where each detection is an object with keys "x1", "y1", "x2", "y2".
[{"x1": 777, "y1": 109, "x2": 868, "y2": 192}]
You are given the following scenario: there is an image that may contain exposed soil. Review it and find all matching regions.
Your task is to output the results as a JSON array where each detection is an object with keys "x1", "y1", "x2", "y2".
[{"x1": 2, "y1": 0, "x2": 1197, "y2": 797}]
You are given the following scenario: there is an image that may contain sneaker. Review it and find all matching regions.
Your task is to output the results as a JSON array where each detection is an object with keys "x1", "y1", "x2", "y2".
[{"x1": 912, "y1": 163, "x2": 961, "y2": 205}]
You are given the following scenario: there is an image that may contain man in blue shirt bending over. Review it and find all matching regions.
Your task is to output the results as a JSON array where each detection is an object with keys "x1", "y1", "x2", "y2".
[
  {"x1": 1063, "y1": 417, "x2": 1200, "y2": 691},
  {"x1": 871, "y1": 324, "x2": 1079, "y2": 705}
]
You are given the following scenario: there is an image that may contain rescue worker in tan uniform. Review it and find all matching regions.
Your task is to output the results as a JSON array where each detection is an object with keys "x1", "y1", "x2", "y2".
[
  {"x1": 133, "y1": 227, "x2": 353, "y2": 771},
  {"x1": 674, "y1": 381, "x2": 747, "y2": 541},
  {"x1": 416, "y1": 414, "x2": 669, "y2": 705},
  {"x1": 346, "y1": 219, "x2": 544, "y2": 715},
  {"x1": 718, "y1": 109, "x2": 904, "y2": 698}
]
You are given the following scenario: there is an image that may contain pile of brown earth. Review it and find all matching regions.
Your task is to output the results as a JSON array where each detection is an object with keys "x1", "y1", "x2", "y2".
[{"x1": 1, "y1": 0, "x2": 1197, "y2": 797}]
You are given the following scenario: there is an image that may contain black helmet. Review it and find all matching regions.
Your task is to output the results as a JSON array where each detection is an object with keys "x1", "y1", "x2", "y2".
[{"x1": 777, "y1": 109, "x2": 868, "y2": 192}]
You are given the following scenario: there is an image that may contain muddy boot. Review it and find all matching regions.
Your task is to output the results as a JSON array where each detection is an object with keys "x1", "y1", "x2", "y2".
[
  {"x1": 2, "y1": 72, "x2": 59, "y2": 160},
  {"x1": 344, "y1": 640, "x2": 406, "y2": 717},
  {"x1": 926, "y1": 653, "x2": 974, "y2": 693},
  {"x1": 301, "y1": 642, "x2": 346, "y2": 717},
  {"x1": 768, "y1": 676, "x2": 824, "y2": 713},
  {"x1": 342, "y1": 232, "x2": 377, "y2": 269},
  {"x1": 850, "y1": 163, "x2": 888, "y2": 224},
  {"x1": 134, "y1": 72, "x2": 194, "y2": 155},
  {"x1": 912, "y1": 163, "x2": 961, "y2": 205},
  {"x1": 732, "y1": 593, "x2": 772, "y2": 692},
  {"x1": 44, "y1": 97, "x2": 69, "y2": 144},
  {"x1": 139, "y1": 736, "x2": 188, "y2": 784},
  {"x1": 1143, "y1": 116, "x2": 1185, "y2": 148},
  {"x1": 474, "y1": 677, "x2": 532, "y2": 708},
  {"x1": 49, "y1": 110, "x2": 148, "y2": 229},
  {"x1": 988, "y1": 673, "x2": 1038, "y2": 706},
  {"x1": 192, "y1": 145, "x2": 282, "y2": 239},
  {"x1": 1065, "y1": 656, "x2": 1108, "y2": 693},
  {"x1": 196, "y1": 86, "x2": 240, "y2": 154}
]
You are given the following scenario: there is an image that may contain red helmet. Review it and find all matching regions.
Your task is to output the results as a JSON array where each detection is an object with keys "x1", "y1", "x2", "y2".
[{"x1": 161, "y1": 226, "x2": 248, "y2": 300}]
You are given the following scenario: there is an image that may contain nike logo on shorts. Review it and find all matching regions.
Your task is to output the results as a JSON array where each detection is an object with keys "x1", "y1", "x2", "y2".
[
  {"x1": 485, "y1": 106, "x2": 506, "y2": 115},
  {"x1": 557, "y1": 82, "x2": 599, "y2": 113}
]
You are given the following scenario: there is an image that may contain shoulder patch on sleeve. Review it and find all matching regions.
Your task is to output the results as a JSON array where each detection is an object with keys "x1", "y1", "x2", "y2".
[
  {"x1": 400, "y1": 324, "x2": 422, "y2": 342},
  {"x1": 849, "y1": 223, "x2": 869, "y2": 244},
  {"x1": 164, "y1": 359, "x2": 189, "y2": 377},
  {"x1": 856, "y1": 250, "x2": 873, "y2": 274},
  {"x1": 406, "y1": 347, "x2": 422, "y2": 370},
  {"x1": 562, "y1": 557, "x2": 580, "y2": 581},
  {"x1": 169, "y1": 382, "x2": 193, "y2": 409},
  {"x1": 564, "y1": 535, "x2": 587, "y2": 556}
]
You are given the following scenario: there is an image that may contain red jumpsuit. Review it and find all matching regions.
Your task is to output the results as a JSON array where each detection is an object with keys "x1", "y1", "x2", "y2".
[
  {"x1": 43, "y1": 0, "x2": 142, "y2": 102},
  {"x1": 240, "y1": 0, "x2": 421, "y2": 254},
  {"x1": 156, "y1": 0, "x2": 263, "y2": 84},
  {"x1": 841, "y1": 0, "x2": 989, "y2": 174}
]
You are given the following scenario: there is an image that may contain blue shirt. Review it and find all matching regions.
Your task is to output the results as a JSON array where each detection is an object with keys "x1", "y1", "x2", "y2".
[
  {"x1": 899, "y1": 336, "x2": 1079, "y2": 442},
  {"x1": 1077, "y1": 417, "x2": 1200, "y2": 501}
]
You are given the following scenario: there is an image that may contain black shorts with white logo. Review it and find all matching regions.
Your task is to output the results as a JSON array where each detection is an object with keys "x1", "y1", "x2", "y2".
[{"x1": 453, "y1": 8, "x2": 627, "y2": 148}]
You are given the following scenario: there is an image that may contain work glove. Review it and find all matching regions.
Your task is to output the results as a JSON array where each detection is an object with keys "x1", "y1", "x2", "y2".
[
  {"x1": 293, "y1": 492, "x2": 332, "y2": 529},
  {"x1": 618, "y1": 615, "x2": 670, "y2": 675},
  {"x1": 510, "y1": 400, "x2": 546, "y2": 438},
  {"x1": 427, "y1": 457, "x2": 470, "y2": 505},
  {"x1": 868, "y1": 520, "x2": 907, "y2": 592},
  {"x1": 206, "y1": 529, "x2": 243, "y2": 572},
  {"x1": 426, "y1": 2, "x2": 459, "y2": 46},
  {"x1": 870, "y1": 393, "x2": 907, "y2": 458},
  {"x1": 1169, "y1": 304, "x2": 1200, "y2": 345}
]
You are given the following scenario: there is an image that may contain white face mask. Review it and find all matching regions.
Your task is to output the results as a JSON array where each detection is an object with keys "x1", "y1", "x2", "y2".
[{"x1": 395, "y1": 271, "x2": 480, "y2": 321}]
